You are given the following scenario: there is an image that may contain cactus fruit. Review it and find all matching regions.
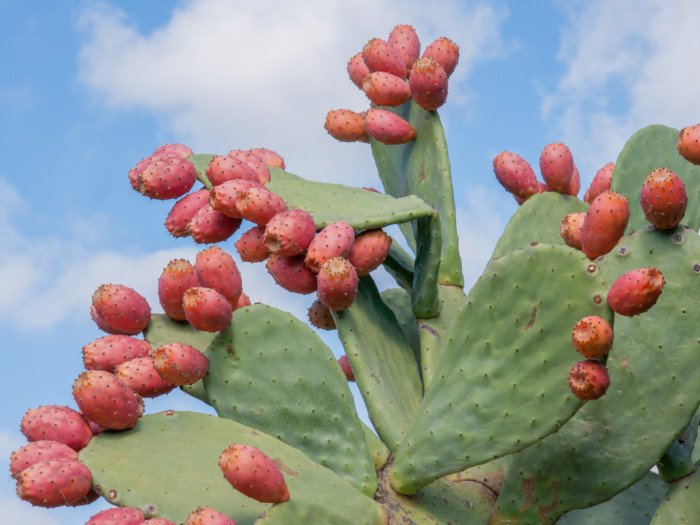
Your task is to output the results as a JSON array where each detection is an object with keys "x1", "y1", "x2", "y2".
[
  {"x1": 639, "y1": 167, "x2": 687, "y2": 229},
  {"x1": 82, "y1": 335, "x2": 151, "y2": 373},
  {"x1": 195, "y1": 247, "x2": 243, "y2": 308},
  {"x1": 205, "y1": 155, "x2": 258, "y2": 186},
  {"x1": 235, "y1": 187, "x2": 288, "y2": 226},
  {"x1": 86, "y1": 507, "x2": 146, "y2": 525},
  {"x1": 607, "y1": 267, "x2": 665, "y2": 317},
  {"x1": 584, "y1": 162, "x2": 614, "y2": 203},
  {"x1": 568, "y1": 360, "x2": 610, "y2": 401},
  {"x1": 227, "y1": 149, "x2": 271, "y2": 184},
  {"x1": 91, "y1": 284, "x2": 151, "y2": 335},
  {"x1": 72, "y1": 371, "x2": 144, "y2": 430},
  {"x1": 128, "y1": 155, "x2": 156, "y2": 191},
  {"x1": 408, "y1": 57, "x2": 448, "y2": 111},
  {"x1": 182, "y1": 287, "x2": 233, "y2": 332},
  {"x1": 188, "y1": 203, "x2": 242, "y2": 244},
  {"x1": 114, "y1": 357, "x2": 175, "y2": 397},
  {"x1": 324, "y1": 109, "x2": 369, "y2": 143},
  {"x1": 10, "y1": 440, "x2": 79, "y2": 478},
  {"x1": 16, "y1": 458, "x2": 93, "y2": 507},
  {"x1": 218, "y1": 444, "x2": 290, "y2": 503},
  {"x1": 249, "y1": 147, "x2": 285, "y2": 169},
  {"x1": 571, "y1": 316, "x2": 614, "y2": 359},
  {"x1": 307, "y1": 299, "x2": 336, "y2": 330},
  {"x1": 317, "y1": 257, "x2": 359, "y2": 311},
  {"x1": 422, "y1": 36, "x2": 460, "y2": 77},
  {"x1": 362, "y1": 38, "x2": 407, "y2": 78},
  {"x1": 305, "y1": 221, "x2": 355, "y2": 272},
  {"x1": 158, "y1": 259, "x2": 201, "y2": 321},
  {"x1": 347, "y1": 52, "x2": 371, "y2": 89},
  {"x1": 539, "y1": 143, "x2": 574, "y2": 194},
  {"x1": 677, "y1": 124, "x2": 700, "y2": 164},
  {"x1": 209, "y1": 179, "x2": 262, "y2": 218},
  {"x1": 184, "y1": 506, "x2": 236, "y2": 525},
  {"x1": 388, "y1": 24, "x2": 420, "y2": 69},
  {"x1": 145, "y1": 519, "x2": 177, "y2": 525},
  {"x1": 235, "y1": 292, "x2": 251, "y2": 310},
  {"x1": 235, "y1": 225, "x2": 269, "y2": 262},
  {"x1": 21, "y1": 405, "x2": 93, "y2": 451},
  {"x1": 165, "y1": 189, "x2": 210, "y2": 238},
  {"x1": 560, "y1": 212, "x2": 586, "y2": 251},
  {"x1": 263, "y1": 209, "x2": 316, "y2": 257},
  {"x1": 153, "y1": 143, "x2": 193, "y2": 158},
  {"x1": 152, "y1": 343, "x2": 209, "y2": 386},
  {"x1": 266, "y1": 254, "x2": 317, "y2": 294},
  {"x1": 137, "y1": 157, "x2": 197, "y2": 200},
  {"x1": 580, "y1": 190, "x2": 629, "y2": 260},
  {"x1": 492, "y1": 151, "x2": 539, "y2": 200},
  {"x1": 338, "y1": 355, "x2": 355, "y2": 381},
  {"x1": 364, "y1": 108, "x2": 416, "y2": 144},
  {"x1": 362, "y1": 72, "x2": 411, "y2": 107},
  {"x1": 565, "y1": 164, "x2": 581, "y2": 196},
  {"x1": 347, "y1": 229, "x2": 392, "y2": 276}
]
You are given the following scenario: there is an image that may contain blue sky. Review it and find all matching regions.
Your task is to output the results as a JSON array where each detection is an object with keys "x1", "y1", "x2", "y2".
[{"x1": 2, "y1": 1, "x2": 699, "y2": 523}]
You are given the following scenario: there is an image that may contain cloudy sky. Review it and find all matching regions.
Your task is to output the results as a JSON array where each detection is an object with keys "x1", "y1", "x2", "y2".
[{"x1": 2, "y1": 1, "x2": 700, "y2": 522}]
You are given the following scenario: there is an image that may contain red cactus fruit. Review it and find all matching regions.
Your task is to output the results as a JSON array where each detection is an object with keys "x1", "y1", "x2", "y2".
[
  {"x1": 158, "y1": 259, "x2": 201, "y2": 321},
  {"x1": 16, "y1": 458, "x2": 93, "y2": 507},
  {"x1": 677, "y1": 124, "x2": 700, "y2": 164},
  {"x1": 235, "y1": 226, "x2": 269, "y2": 262},
  {"x1": 182, "y1": 287, "x2": 233, "y2": 332},
  {"x1": 86, "y1": 507, "x2": 146, "y2": 525},
  {"x1": 364, "y1": 109, "x2": 416, "y2": 145},
  {"x1": 422, "y1": 36, "x2": 460, "y2": 77},
  {"x1": 388, "y1": 24, "x2": 420, "y2": 69},
  {"x1": 10, "y1": 440, "x2": 78, "y2": 478},
  {"x1": 219, "y1": 444, "x2": 290, "y2": 503},
  {"x1": 188, "y1": 203, "x2": 242, "y2": 244},
  {"x1": 195, "y1": 246, "x2": 243, "y2": 308},
  {"x1": 580, "y1": 191, "x2": 629, "y2": 260},
  {"x1": 227, "y1": 149, "x2": 271, "y2": 184},
  {"x1": 640, "y1": 167, "x2": 687, "y2": 229},
  {"x1": 115, "y1": 356, "x2": 175, "y2": 398},
  {"x1": 305, "y1": 221, "x2": 355, "y2": 272},
  {"x1": 152, "y1": 343, "x2": 209, "y2": 386},
  {"x1": 21, "y1": 405, "x2": 93, "y2": 451},
  {"x1": 539, "y1": 143, "x2": 574, "y2": 194},
  {"x1": 317, "y1": 257, "x2": 359, "y2": 311},
  {"x1": 91, "y1": 284, "x2": 151, "y2": 335},
  {"x1": 571, "y1": 316, "x2": 614, "y2": 359},
  {"x1": 568, "y1": 360, "x2": 610, "y2": 401},
  {"x1": 347, "y1": 52, "x2": 371, "y2": 89},
  {"x1": 348, "y1": 229, "x2": 392, "y2": 276},
  {"x1": 73, "y1": 370, "x2": 144, "y2": 430},
  {"x1": 137, "y1": 157, "x2": 197, "y2": 200},
  {"x1": 83, "y1": 334, "x2": 151, "y2": 373},
  {"x1": 560, "y1": 212, "x2": 586, "y2": 251},
  {"x1": 492, "y1": 151, "x2": 540, "y2": 200},
  {"x1": 308, "y1": 299, "x2": 336, "y2": 330},
  {"x1": 184, "y1": 506, "x2": 237, "y2": 525},
  {"x1": 206, "y1": 155, "x2": 259, "y2": 186},
  {"x1": 145, "y1": 519, "x2": 177, "y2": 525},
  {"x1": 362, "y1": 72, "x2": 411, "y2": 107},
  {"x1": 235, "y1": 292, "x2": 251, "y2": 310},
  {"x1": 409, "y1": 57, "x2": 448, "y2": 111},
  {"x1": 153, "y1": 143, "x2": 193, "y2": 158},
  {"x1": 249, "y1": 147, "x2": 285, "y2": 169},
  {"x1": 235, "y1": 187, "x2": 288, "y2": 226},
  {"x1": 165, "y1": 189, "x2": 210, "y2": 238},
  {"x1": 324, "y1": 109, "x2": 369, "y2": 143},
  {"x1": 263, "y1": 209, "x2": 317, "y2": 257},
  {"x1": 583, "y1": 162, "x2": 614, "y2": 203},
  {"x1": 210, "y1": 179, "x2": 262, "y2": 218},
  {"x1": 607, "y1": 267, "x2": 665, "y2": 317},
  {"x1": 128, "y1": 155, "x2": 156, "y2": 190},
  {"x1": 564, "y1": 164, "x2": 581, "y2": 197},
  {"x1": 338, "y1": 355, "x2": 355, "y2": 381},
  {"x1": 362, "y1": 38, "x2": 407, "y2": 78},
  {"x1": 267, "y1": 254, "x2": 317, "y2": 294}
]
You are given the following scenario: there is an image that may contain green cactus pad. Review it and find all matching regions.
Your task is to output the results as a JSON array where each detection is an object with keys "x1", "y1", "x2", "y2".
[
  {"x1": 203, "y1": 304, "x2": 376, "y2": 496},
  {"x1": 445, "y1": 455, "x2": 513, "y2": 497},
  {"x1": 382, "y1": 239, "x2": 415, "y2": 292},
  {"x1": 334, "y1": 276, "x2": 423, "y2": 452},
  {"x1": 380, "y1": 288, "x2": 421, "y2": 367},
  {"x1": 650, "y1": 473, "x2": 700, "y2": 525},
  {"x1": 491, "y1": 192, "x2": 588, "y2": 259},
  {"x1": 188, "y1": 153, "x2": 215, "y2": 189},
  {"x1": 657, "y1": 410, "x2": 700, "y2": 483},
  {"x1": 80, "y1": 411, "x2": 385, "y2": 525},
  {"x1": 612, "y1": 124, "x2": 700, "y2": 232},
  {"x1": 361, "y1": 423, "x2": 390, "y2": 471},
  {"x1": 266, "y1": 168, "x2": 434, "y2": 230},
  {"x1": 390, "y1": 243, "x2": 612, "y2": 494},
  {"x1": 491, "y1": 226, "x2": 700, "y2": 524},
  {"x1": 411, "y1": 215, "x2": 442, "y2": 318}
]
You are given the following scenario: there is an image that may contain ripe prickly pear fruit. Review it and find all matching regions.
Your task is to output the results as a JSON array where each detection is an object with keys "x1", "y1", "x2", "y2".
[
  {"x1": 188, "y1": 203, "x2": 242, "y2": 244},
  {"x1": 568, "y1": 360, "x2": 610, "y2": 401},
  {"x1": 560, "y1": 212, "x2": 586, "y2": 251},
  {"x1": 409, "y1": 57, "x2": 448, "y2": 111},
  {"x1": 210, "y1": 179, "x2": 262, "y2": 218},
  {"x1": 266, "y1": 255, "x2": 318, "y2": 294},
  {"x1": 227, "y1": 149, "x2": 271, "y2": 184},
  {"x1": 422, "y1": 36, "x2": 460, "y2": 77},
  {"x1": 10, "y1": 440, "x2": 78, "y2": 478},
  {"x1": 91, "y1": 284, "x2": 151, "y2": 336},
  {"x1": 206, "y1": 155, "x2": 259, "y2": 186},
  {"x1": 152, "y1": 343, "x2": 209, "y2": 386},
  {"x1": 564, "y1": 164, "x2": 581, "y2": 197},
  {"x1": 137, "y1": 157, "x2": 197, "y2": 200},
  {"x1": 219, "y1": 444, "x2": 290, "y2": 503},
  {"x1": 182, "y1": 287, "x2": 233, "y2": 332},
  {"x1": 21, "y1": 405, "x2": 93, "y2": 451},
  {"x1": 492, "y1": 151, "x2": 540, "y2": 200},
  {"x1": 16, "y1": 458, "x2": 93, "y2": 507},
  {"x1": 362, "y1": 38, "x2": 407, "y2": 78},
  {"x1": 305, "y1": 221, "x2": 355, "y2": 272},
  {"x1": 195, "y1": 247, "x2": 243, "y2": 307},
  {"x1": 388, "y1": 24, "x2": 420, "y2": 69},
  {"x1": 584, "y1": 162, "x2": 614, "y2": 203},
  {"x1": 640, "y1": 167, "x2": 687, "y2": 229},
  {"x1": 128, "y1": 155, "x2": 156, "y2": 190},
  {"x1": 165, "y1": 189, "x2": 210, "y2": 238},
  {"x1": 338, "y1": 355, "x2": 355, "y2": 381},
  {"x1": 86, "y1": 507, "x2": 146, "y2": 525},
  {"x1": 249, "y1": 147, "x2": 285, "y2": 169},
  {"x1": 115, "y1": 357, "x2": 175, "y2": 398},
  {"x1": 580, "y1": 190, "x2": 629, "y2": 260},
  {"x1": 317, "y1": 257, "x2": 359, "y2": 311},
  {"x1": 235, "y1": 226, "x2": 269, "y2": 262},
  {"x1": 539, "y1": 143, "x2": 574, "y2": 194},
  {"x1": 158, "y1": 259, "x2": 201, "y2": 321},
  {"x1": 73, "y1": 370, "x2": 144, "y2": 430},
  {"x1": 348, "y1": 229, "x2": 392, "y2": 276},
  {"x1": 82, "y1": 335, "x2": 151, "y2": 372},
  {"x1": 362, "y1": 72, "x2": 411, "y2": 107},
  {"x1": 607, "y1": 267, "x2": 665, "y2": 317},
  {"x1": 263, "y1": 209, "x2": 316, "y2": 257},
  {"x1": 364, "y1": 109, "x2": 416, "y2": 145},
  {"x1": 153, "y1": 143, "x2": 193, "y2": 158},
  {"x1": 184, "y1": 506, "x2": 237, "y2": 525},
  {"x1": 677, "y1": 124, "x2": 700, "y2": 164},
  {"x1": 235, "y1": 292, "x2": 251, "y2": 310},
  {"x1": 571, "y1": 316, "x2": 614, "y2": 359},
  {"x1": 308, "y1": 299, "x2": 336, "y2": 330},
  {"x1": 235, "y1": 187, "x2": 288, "y2": 226},
  {"x1": 324, "y1": 109, "x2": 369, "y2": 143},
  {"x1": 347, "y1": 52, "x2": 371, "y2": 89}
]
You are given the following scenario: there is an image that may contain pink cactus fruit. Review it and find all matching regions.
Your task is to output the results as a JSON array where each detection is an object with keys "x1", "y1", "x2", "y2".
[
  {"x1": 308, "y1": 299, "x2": 336, "y2": 330},
  {"x1": 195, "y1": 246, "x2": 242, "y2": 307},
  {"x1": 422, "y1": 36, "x2": 460, "y2": 77},
  {"x1": 388, "y1": 24, "x2": 420, "y2": 69},
  {"x1": 362, "y1": 38, "x2": 407, "y2": 78},
  {"x1": 152, "y1": 343, "x2": 209, "y2": 386},
  {"x1": 492, "y1": 151, "x2": 540, "y2": 200},
  {"x1": 145, "y1": 519, "x2": 177, "y2": 525},
  {"x1": 640, "y1": 167, "x2": 687, "y2": 229},
  {"x1": 137, "y1": 157, "x2": 197, "y2": 200},
  {"x1": 10, "y1": 440, "x2": 79, "y2": 478},
  {"x1": 16, "y1": 458, "x2": 92, "y2": 507},
  {"x1": 568, "y1": 360, "x2": 610, "y2": 401},
  {"x1": 227, "y1": 149, "x2": 271, "y2": 184},
  {"x1": 188, "y1": 203, "x2": 242, "y2": 244},
  {"x1": 580, "y1": 190, "x2": 629, "y2": 260},
  {"x1": 21, "y1": 405, "x2": 93, "y2": 451},
  {"x1": 67, "y1": 486, "x2": 100, "y2": 507},
  {"x1": 91, "y1": 284, "x2": 151, "y2": 336},
  {"x1": 235, "y1": 292, "x2": 252, "y2": 310},
  {"x1": 409, "y1": 57, "x2": 448, "y2": 111},
  {"x1": 165, "y1": 189, "x2": 210, "y2": 238},
  {"x1": 185, "y1": 506, "x2": 237, "y2": 525},
  {"x1": 72, "y1": 370, "x2": 144, "y2": 430},
  {"x1": 347, "y1": 52, "x2": 371, "y2": 89},
  {"x1": 571, "y1": 316, "x2": 614, "y2": 359},
  {"x1": 677, "y1": 124, "x2": 700, "y2": 164},
  {"x1": 364, "y1": 109, "x2": 416, "y2": 145},
  {"x1": 128, "y1": 155, "x2": 156, "y2": 191},
  {"x1": 115, "y1": 356, "x2": 175, "y2": 397},
  {"x1": 362, "y1": 72, "x2": 411, "y2": 107},
  {"x1": 607, "y1": 267, "x2": 665, "y2": 317},
  {"x1": 219, "y1": 444, "x2": 290, "y2": 503},
  {"x1": 235, "y1": 226, "x2": 269, "y2": 262},
  {"x1": 182, "y1": 286, "x2": 233, "y2": 332},
  {"x1": 249, "y1": 148, "x2": 285, "y2": 169},
  {"x1": 210, "y1": 179, "x2": 262, "y2": 218},
  {"x1": 317, "y1": 257, "x2": 359, "y2": 311},
  {"x1": 584, "y1": 163, "x2": 615, "y2": 203},
  {"x1": 158, "y1": 259, "x2": 201, "y2": 321},
  {"x1": 266, "y1": 255, "x2": 318, "y2": 294},
  {"x1": 539, "y1": 143, "x2": 574, "y2": 194},
  {"x1": 153, "y1": 143, "x2": 193, "y2": 158},
  {"x1": 83, "y1": 334, "x2": 151, "y2": 372},
  {"x1": 560, "y1": 212, "x2": 586, "y2": 251},
  {"x1": 338, "y1": 355, "x2": 355, "y2": 382},
  {"x1": 305, "y1": 221, "x2": 355, "y2": 272},
  {"x1": 86, "y1": 507, "x2": 146, "y2": 525},
  {"x1": 206, "y1": 155, "x2": 259, "y2": 186},
  {"x1": 325, "y1": 109, "x2": 369, "y2": 143},
  {"x1": 264, "y1": 209, "x2": 317, "y2": 257},
  {"x1": 348, "y1": 229, "x2": 392, "y2": 276},
  {"x1": 564, "y1": 164, "x2": 581, "y2": 197},
  {"x1": 235, "y1": 187, "x2": 288, "y2": 226}
]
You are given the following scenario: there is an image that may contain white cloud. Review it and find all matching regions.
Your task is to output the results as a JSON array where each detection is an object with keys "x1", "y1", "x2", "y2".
[{"x1": 0, "y1": 498, "x2": 59, "y2": 525}]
